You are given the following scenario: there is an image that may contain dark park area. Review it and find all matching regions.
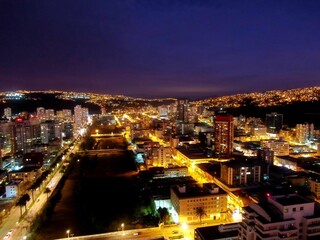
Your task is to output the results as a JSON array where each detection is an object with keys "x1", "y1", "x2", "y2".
[{"x1": 31, "y1": 134, "x2": 158, "y2": 240}]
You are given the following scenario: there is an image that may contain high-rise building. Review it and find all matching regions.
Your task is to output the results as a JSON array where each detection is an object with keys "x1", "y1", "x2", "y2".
[
  {"x1": 176, "y1": 99, "x2": 189, "y2": 122},
  {"x1": 158, "y1": 105, "x2": 169, "y2": 119},
  {"x1": 258, "y1": 147, "x2": 274, "y2": 166},
  {"x1": 3, "y1": 107, "x2": 12, "y2": 119},
  {"x1": 266, "y1": 112, "x2": 283, "y2": 134},
  {"x1": 40, "y1": 121, "x2": 56, "y2": 144},
  {"x1": 214, "y1": 115, "x2": 234, "y2": 157},
  {"x1": 150, "y1": 145, "x2": 172, "y2": 167},
  {"x1": 56, "y1": 109, "x2": 73, "y2": 122},
  {"x1": 220, "y1": 159, "x2": 268, "y2": 186},
  {"x1": 296, "y1": 123, "x2": 314, "y2": 143},
  {"x1": 10, "y1": 117, "x2": 33, "y2": 154},
  {"x1": 45, "y1": 109, "x2": 55, "y2": 121},
  {"x1": 36, "y1": 107, "x2": 46, "y2": 121},
  {"x1": 73, "y1": 105, "x2": 89, "y2": 135}
]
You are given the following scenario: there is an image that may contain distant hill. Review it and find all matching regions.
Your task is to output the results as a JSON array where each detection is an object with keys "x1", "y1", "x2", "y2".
[
  {"x1": 0, "y1": 89, "x2": 319, "y2": 128},
  {"x1": 193, "y1": 86, "x2": 320, "y2": 108},
  {"x1": 224, "y1": 101, "x2": 320, "y2": 129},
  {"x1": 0, "y1": 92, "x2": 101, "y2": 115},
  {"x1": 193, "y1": 86, "x2": 320, "y2": 128},
  {"x1": 0, "y1": 91, "x2": 176, "y2": 115}
]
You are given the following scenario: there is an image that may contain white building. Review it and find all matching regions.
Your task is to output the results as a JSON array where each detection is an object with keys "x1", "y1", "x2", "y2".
[
  {"x1": 4, "y1": 107, "x2": 12, "y2": 119},
  {"x1": 5, "y1": 181, "x2": 22, "y2": 198},
  {"x1": 170, "y1": 183, "x2": 228, "y2": 223},
  {"x1": 239, "y1": 193, "x2": 320, "y2": 240},
  {"x1": 73, "y1": 105, "x2": 89, "y2": 135}
]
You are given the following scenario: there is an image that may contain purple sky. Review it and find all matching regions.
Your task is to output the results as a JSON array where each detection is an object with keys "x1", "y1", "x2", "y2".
[{"x1": 0, "y1": 0, "x2": 320, "y2": 99}]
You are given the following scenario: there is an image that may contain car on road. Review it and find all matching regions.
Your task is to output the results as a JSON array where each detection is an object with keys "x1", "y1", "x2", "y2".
[{"x1": 3, "y1": 229, "x2": 13, "y2": 240}]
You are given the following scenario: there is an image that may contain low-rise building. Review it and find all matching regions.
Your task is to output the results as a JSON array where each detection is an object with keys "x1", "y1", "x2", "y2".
[
  {"x1": 261, "y1": 139, "x2": 289, "y2": 156},
  {"x1": 194, "y1": 223, "x2": 240, "y2": 240},
  {"x1": 170, "y1": 183, "x2": 228, "y2": 223},
  {"x1": 5, "y1": 180, "x2": 23, "y2": 198},
  {"x1": 220, "y1": 159, "x2": 269, "y2": 187},
  {"x1": 8, "y1": 166, "x2": 41, "y2": 183}
]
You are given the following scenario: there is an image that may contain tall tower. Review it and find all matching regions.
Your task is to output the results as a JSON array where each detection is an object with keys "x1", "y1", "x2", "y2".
[
  {"x1": 73, "y1": 105, "x2": 89, "y2": 136},
  {"x1": 177, "y1": 99, "x2": 189, "y2": 122},
  {"x1": 266, "y1": 112, "x2": 283, "y2": 134},
  {"x1": 214, "y1": 115, "x2": 234, "y2": 158}
]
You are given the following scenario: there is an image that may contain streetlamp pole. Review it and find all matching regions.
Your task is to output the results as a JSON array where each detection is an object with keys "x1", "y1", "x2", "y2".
[
  {"x1": 121, "y1": 223, "x2": 124, "y2": 234},
  {"x1": 66, "y1": 229, "x2": 70, "y2": 238}
]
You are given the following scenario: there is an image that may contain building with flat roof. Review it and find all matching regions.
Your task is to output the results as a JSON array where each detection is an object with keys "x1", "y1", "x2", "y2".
[
  {"x1": 266, "y1": 112, "x2": 283, "y2": 134},
  {"x1": 219, "y1": 158, "x2": 269, "y2": 187},
  {"x1": 170, "y1": 183, "x2": 228, "y2": 223},
  {"x1": 239, "y1": 193, "x2": 320, "y2": 240},
  {"x1": 214, "y1": 115, "x2": 234, "y2": 158},
  {"x1": 194, "y1": 223, "x2": 240, "y2": 240}
]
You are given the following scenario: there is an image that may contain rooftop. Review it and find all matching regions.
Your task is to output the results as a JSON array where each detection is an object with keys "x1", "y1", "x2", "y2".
[
  {"x1": 171, "y1": 183, "x2": 227, "y2": 199},
  {"x1": 195, "y1": 224, "x2": 239, "y2": 240},
  {"x1": 273, "y1": 194, "x2": 313, "y2": 206}
]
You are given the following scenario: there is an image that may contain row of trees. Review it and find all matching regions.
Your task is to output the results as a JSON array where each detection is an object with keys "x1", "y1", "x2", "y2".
[
  {"x1": 157, "y1": 206, "x2": 206, "y2": 225},
  {"x1": 15, "y1": 138, "x2": 71, "y2": 219},
  {"x1": 15, "y1": 187, "x2": 52, "y2": 218}
]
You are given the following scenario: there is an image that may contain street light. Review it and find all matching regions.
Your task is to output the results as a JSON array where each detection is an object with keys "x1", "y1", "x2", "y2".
[
  {"x1": 121, "y1": 223, "x2": 124, "y2": 234},
  {"x1": 181, "y1": 222, "x2": 188, "y2": 231},
  {"x1": 66, "y1": 229, "x2": 70, "y2": 238}
]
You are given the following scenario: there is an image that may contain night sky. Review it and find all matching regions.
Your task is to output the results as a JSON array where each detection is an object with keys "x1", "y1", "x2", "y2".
[{"x1": 1, "y1": 0, "x2": 320, "y2": 99}]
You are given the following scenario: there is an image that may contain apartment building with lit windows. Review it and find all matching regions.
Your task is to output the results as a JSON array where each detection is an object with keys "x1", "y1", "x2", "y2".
[
  {"x1": 308, "y1": 175, "x2": 320, "y2": 199},
  {"x1": 214, "y1": 115, "x2": 234, "y2": 158},
  {"x1": 170, "y1": 183, "x2": 228, "y2": 223},
  {"x1": 239, "y1": 193, "x2": 320, "y2": 240},
  {"x1": 220, "y1": 159, "x2": 269, "y2": 187},
  {"x1": 261, "y1": 139, "x2": 290, "y2": 156}
]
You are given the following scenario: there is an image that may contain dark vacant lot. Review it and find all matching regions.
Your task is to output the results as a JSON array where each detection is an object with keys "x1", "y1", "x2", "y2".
[{"x1": 34, "y1": 136, "x2": 143, "y2": 240}]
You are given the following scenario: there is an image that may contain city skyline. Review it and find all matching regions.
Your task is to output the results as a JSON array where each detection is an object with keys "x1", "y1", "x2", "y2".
[{"x1": 1, "y1": 0, "x2": 320, "y2": 99}]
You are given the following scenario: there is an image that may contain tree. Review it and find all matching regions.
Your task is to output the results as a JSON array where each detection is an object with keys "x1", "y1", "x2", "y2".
[
  {"x1": 44, "y1": 187, "x2": 51, "y2": 199},
  {"x1": 16, "y1": 193, "x2": 31, "y2": 217},
  {"x1": 29, "y1": 179, "x2": 41, "y2": 200},
  {"x1": 157, "y1": 207, "x2": 170, "y2": 225},
  {"x1": 80, "y1": 135, "x2": 96, "y2": 150},
  {"x1": 195, "y1": 207, "x2": 206, "y2": 223},
  {"x1": 16, "y1": 197, "x2": 25, "y2": 217},
  {"x1": 22, "y1": 194, "x2": 31, "y2": 212}
]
